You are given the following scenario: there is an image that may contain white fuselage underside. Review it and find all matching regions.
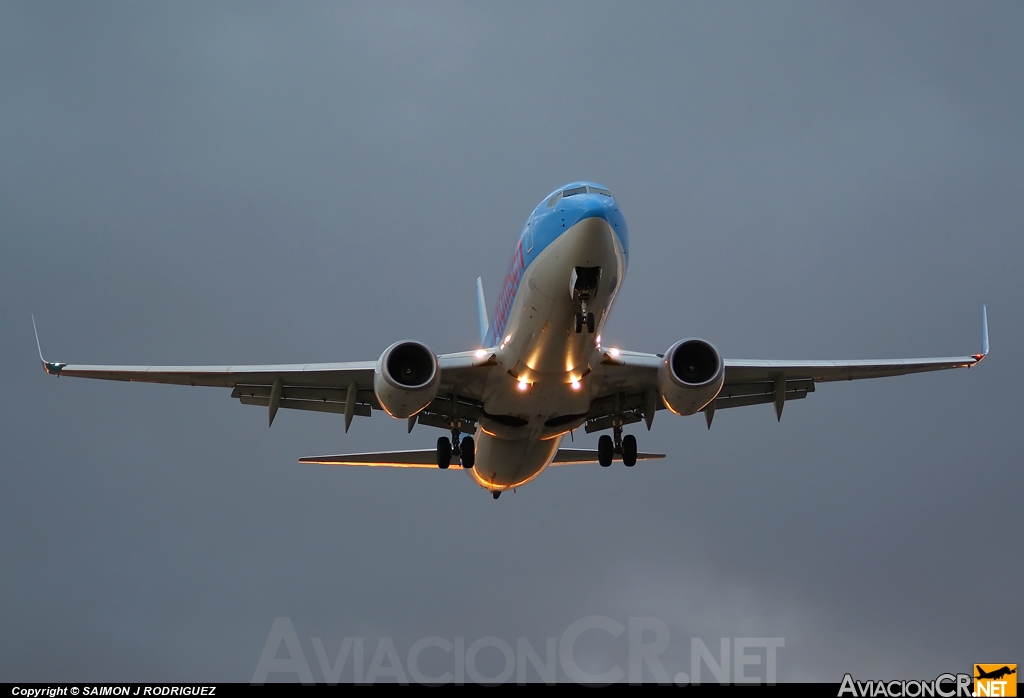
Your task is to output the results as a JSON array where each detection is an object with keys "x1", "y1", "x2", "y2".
[{"x1": 468, "y1": 216, "x2": 626, "y2": 491}]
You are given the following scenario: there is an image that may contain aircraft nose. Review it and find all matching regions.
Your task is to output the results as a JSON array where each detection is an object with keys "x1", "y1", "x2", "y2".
[
  {"x1": 577, "y1": 193, "x2": 615, "y2": 222},
  {"x1": 564, "y1": 193, "x2": 627, "y2": 257},
  {"x1": 558, "y1": 204, "x2": 620, "y2": 267}
]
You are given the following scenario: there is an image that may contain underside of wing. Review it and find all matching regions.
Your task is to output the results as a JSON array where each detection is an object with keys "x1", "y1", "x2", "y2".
[
  {"x1": 722, "y1": 356, "x2": 983, "y2": 384},
  {"x1": 47, "y1": 359, "x2": 382, "y2": 428},
  {"x1": 43, "y1": 354, "x2": 491, "y2": 433},
  {"x1": 717, "y1": 307, "x2": 988, "y2": 406},
  {"x1": 581, "y1": 307, "x2": 988, "y2": 428},
  {"x1": 33, "y1": 318, "x2": 493, "y2": 431}
]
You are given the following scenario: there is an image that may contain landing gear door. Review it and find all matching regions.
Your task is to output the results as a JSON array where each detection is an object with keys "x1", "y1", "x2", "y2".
[{"x1": 570, "y1": 266, "x2": 601, "y2": 300}]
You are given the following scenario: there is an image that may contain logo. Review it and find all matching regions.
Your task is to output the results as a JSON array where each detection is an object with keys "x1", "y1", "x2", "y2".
[
  {"x1": 975, "y1": 665, "x2": 1017, "y2": 697},
  {"x1": 251, "y1": 616, "x2": 785, "y2": 685},
  {"x1": 838, "y1": 673, "x2": 972, "y2": 697}
]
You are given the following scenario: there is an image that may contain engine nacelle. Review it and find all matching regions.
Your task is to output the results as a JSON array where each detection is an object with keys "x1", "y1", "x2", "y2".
[
  {"x1": 658, "y1": 338, "x2": 724, "y2": 416},
  {"x1": 373, "y1": 340, "x2": 441, "y2": 419}
]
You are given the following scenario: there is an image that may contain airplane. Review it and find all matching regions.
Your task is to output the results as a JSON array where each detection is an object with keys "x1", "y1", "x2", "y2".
[
  {"x1": 34, "y1": 181, "x2": 989, "y2": 499},
  {"x1": 975, "y1": 666, "x2": 1016, "y2": 681}
]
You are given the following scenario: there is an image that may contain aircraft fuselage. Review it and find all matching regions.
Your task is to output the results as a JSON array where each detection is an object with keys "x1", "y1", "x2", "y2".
[{"x1": 469, "y1": 183, "x2": 628, "y2": 491}]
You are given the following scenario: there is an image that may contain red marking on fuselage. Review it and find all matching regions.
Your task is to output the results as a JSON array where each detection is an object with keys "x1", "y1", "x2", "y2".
[{"x1": 492, "y1": 238, "x2": 527, "y2": 341}]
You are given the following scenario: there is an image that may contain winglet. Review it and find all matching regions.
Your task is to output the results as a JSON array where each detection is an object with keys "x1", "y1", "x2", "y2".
[
  {"x1": 974, "y1": 305, "x2": 989, "y2": 361},
  {"x1": 476, "y1": 277, "x2": 490, "y2": 346},
  {"x1": 31, "y1": 315, "x2": 65, "y2": 375},
  {"x1": 981, "y1": 305, "x2": 989, "y2": 357}
]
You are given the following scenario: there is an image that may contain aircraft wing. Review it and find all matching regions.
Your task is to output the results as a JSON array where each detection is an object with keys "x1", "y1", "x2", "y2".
[
  {"x1": 713, "y1": 355, "x2": 984, "y2": 406},
  {"x1": 32, "y1": 318, "x2": 489, "y2": 429},
  {"x1": 586, "y1": 307, "x2": 988, "y2": 430}
]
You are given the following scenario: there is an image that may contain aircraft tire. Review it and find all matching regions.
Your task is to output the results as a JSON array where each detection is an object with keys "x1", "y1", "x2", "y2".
[
  {"x1": 460, "y1": 436, "x2": 475, "y2": 468},
  {"x1": 598, "y1": 434, "x2": 614, "y2": 467},
  {"x1": 437, "y1": 436, "x2": 451, "y2": 469},
  {"x1": 574, "y1": 313, "x2": 583, "y2": 333},
  {"x1": 622, "y1": 434, "x2": 637, "y2": 467},
  {"x1": 586, "y1": 312, "x2": 595, "y2": 333}
]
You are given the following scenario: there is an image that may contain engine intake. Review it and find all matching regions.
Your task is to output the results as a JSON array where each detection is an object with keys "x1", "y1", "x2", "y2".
[
  {"x1": 374, "y1": 340, "x2": 440, "y2": 419},
  {"x1": 659, "y1": 338, "x2": 724, "y2": 416}
]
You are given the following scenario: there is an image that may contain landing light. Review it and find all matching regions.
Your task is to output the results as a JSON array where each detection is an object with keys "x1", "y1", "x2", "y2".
[
  {"x1": 609, "y1": 347, "x2": 620, "y2": 357},
  {"x1": 517, "y1": 380, "x2": 529, "y2": 392},
  {"x1": 596, "y1": 335, "x2": 602, "y2": 347},
  {"x1": 475, "y1": 349, "x2": 488, "y2": 358},
  {"x1": 570, "y1": 380, "x2": 581, "y2": 391}
]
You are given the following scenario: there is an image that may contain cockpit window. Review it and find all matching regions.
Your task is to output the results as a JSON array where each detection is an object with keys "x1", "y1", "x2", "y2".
[{"x1": 552, "y1": 185, "x2": 612, "y2": 204}]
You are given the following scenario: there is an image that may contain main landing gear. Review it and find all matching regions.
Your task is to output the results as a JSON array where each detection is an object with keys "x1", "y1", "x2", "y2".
[
  {"x1": 436, "y1": 429, "x2": 474, "y2": 470},
  {"x1": 597, "y1": 425, "x2": 638, "y2": 468}
]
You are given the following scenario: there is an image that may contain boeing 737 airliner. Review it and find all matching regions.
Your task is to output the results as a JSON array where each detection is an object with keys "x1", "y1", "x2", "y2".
[{"x1": 34, "y1": 182, "x2": 988, "y2": 499}]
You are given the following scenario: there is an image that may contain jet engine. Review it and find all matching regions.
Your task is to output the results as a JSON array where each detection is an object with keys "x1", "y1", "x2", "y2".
[
  {"x1": 658, "y1": 339, "x2": 724, "y2": 416},
  {"x1": 373, "y1": 340, "x2": 441, "y2": 419}
]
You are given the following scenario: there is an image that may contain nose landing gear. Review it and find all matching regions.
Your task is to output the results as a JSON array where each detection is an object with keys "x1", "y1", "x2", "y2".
[
  {"x1": 571, "y1": 266, "x2": 600, "y2": 334},
  {"x1": 574, "y1": 304, "x2": 596, "y2": 334}
]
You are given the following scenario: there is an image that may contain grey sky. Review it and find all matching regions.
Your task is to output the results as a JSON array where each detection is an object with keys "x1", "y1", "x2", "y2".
[{"x1": 2, "y1": 1, "x2": 1021, "y2": 683}]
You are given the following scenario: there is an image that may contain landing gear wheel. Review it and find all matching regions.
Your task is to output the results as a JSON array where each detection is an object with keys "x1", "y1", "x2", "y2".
[
  {"x1": 436, "y1": 436, "x2": 451, "y2": 469},
  {"x1": 574, "y1": 313, "x2": 583, "y2": 333},
  {"x1": 598, "y1": 434, "x2": 614, "y2": 467},
  {"x1": 622, "y1": 434, "x2": 637, "y2": 467},
  {"x1": 460, "y1": 436, "x2": 475, "y2": 469},
  {"x1": 492, "y1": 491, "x2": 501, "y2": 500},
  {"x1": 585, "y1": 312, "x2": 595, "y2": 333}
]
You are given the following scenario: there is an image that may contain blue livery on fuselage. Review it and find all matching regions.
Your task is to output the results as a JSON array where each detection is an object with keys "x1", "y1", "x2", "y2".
[{"x1": 487, "y1": 182, "x2": 628, "y2": 346}]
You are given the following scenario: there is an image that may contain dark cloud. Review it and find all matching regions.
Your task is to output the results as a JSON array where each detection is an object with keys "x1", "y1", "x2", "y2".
[{"x1": 2, "y1": 1, "x2": 1021, "y2": 682}]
